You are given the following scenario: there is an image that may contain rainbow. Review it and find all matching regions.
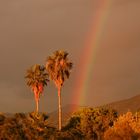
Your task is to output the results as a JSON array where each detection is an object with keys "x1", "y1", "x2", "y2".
[{"x1": 72, "y1": 0, "x2": 113, "y2": 108}]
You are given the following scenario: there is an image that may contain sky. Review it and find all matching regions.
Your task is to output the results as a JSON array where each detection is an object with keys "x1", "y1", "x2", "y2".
[{"x1": 0, "y1": 0, "x2": 140, "y2": 113}]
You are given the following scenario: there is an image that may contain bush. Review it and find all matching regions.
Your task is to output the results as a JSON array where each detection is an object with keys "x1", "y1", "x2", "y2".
[
  {"x1": 64, "y1": 107, "x2": 118, "y2": 140},
  {"x1": 104, "y1": 112, "x2": 140, "y2": 140},
  {"x1": 0, "y1": 112, "x2": 55, "y2": 140}
]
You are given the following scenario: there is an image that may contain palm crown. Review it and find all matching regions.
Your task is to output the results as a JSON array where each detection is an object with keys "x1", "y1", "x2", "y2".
[
  {"x1": 46, "y1": 50, "x2": 72, "y2": 88},
  {"x1": 25, "y1": 64, "x2": 49, "y2": 103}
]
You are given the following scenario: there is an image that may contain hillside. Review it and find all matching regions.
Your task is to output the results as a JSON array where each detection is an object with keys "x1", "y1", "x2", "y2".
[
  {"x1": 105, "y1": 94, "x2": 140, "y2": 114},
  {"x1": 47, "y1": 94, "x2": 140, "y2": 127},
  {"x1": 2, "y1": 94, "x2": 140, "y2": 127}
]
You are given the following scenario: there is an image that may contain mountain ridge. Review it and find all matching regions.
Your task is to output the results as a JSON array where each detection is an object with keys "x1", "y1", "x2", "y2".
[
  {"x1": 47, "y1": 94, "x2": 140, "y2": 127},
  {"x1": 104, "y1": 94, "x2": 140, "y2": 114}
]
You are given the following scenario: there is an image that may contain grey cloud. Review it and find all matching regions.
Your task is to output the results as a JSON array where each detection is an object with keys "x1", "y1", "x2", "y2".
[{"x1": 0, "y1": 0, "x2": 140, "y2": 112}]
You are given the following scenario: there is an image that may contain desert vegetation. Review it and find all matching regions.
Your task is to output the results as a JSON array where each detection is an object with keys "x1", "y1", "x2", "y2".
[{"x1": 0, "y1": 108, "x2": 140, "y2": 140}]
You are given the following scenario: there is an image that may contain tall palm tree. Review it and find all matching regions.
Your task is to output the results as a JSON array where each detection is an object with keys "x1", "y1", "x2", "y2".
[
  {"x1": 25, "y1": 64, "x2": 49, "y2": 113},
  {"x1": 46, "y1": 50, "x2": 73, "y2": 130}
]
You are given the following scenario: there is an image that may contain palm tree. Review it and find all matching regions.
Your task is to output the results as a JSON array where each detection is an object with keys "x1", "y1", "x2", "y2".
[
  {"x1": 46, "y1": 50, "x2": 73, "y2": 130},
  {"x1": 25, "y1": 64, "x2": 49, "y2": 113}
]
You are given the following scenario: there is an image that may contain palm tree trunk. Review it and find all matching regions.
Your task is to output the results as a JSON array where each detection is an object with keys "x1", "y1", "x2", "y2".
[
  {"x1": 58, "y1": 87, "x2": 62, "y2": 131},
  {"x1": 36, "y1": 99, "x2": 39, "y2": 113},
  {"x1": 34, "y1": 92, "x2": 39, "y2": 113}
]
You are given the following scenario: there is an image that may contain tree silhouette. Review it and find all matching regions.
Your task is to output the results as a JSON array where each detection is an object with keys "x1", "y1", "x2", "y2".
[
  {"x1": 25, "y1": 64, "x2": 49, "y2": 113},
  {"x1": 46, "y1": 50, "x2": 73, "y2": 130}
]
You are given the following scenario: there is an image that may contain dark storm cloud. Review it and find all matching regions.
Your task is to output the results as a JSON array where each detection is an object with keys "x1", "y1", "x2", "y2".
[{"x1": 0, "y1": 0, "x2": 140, "y2": 112}]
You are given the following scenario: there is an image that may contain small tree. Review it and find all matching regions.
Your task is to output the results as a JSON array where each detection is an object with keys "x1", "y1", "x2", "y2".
[
  {"x1": 25, "y1": 64, "x2": 49, "y2": 113},
  {"x1": 46, "y1": 50, "x2": 73, "y2": 130}
]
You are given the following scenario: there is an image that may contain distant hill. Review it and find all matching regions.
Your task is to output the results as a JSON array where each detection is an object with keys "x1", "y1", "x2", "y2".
[
  {"x1": 105, "y1": 94, "x2": 140, "y2": 114},
  {"x1": 47, "y1": 94, "x2": 140, "y2": 127},
  {"x1": 2, "y1": 94, "x2": 140, "y2": 127}
]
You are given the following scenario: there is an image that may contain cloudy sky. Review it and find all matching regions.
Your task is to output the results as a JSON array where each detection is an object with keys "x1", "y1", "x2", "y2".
[{"x1": 0, "y1": 0, "x2": 140, "y2": 113}]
